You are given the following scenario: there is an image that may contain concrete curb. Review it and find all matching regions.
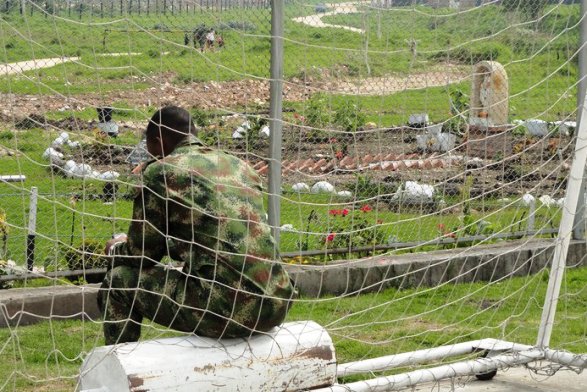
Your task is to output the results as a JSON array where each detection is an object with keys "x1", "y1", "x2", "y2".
[
  {"x1": 286, "y1": 239, "x2": 587, "y2": 297},
  {"x1": 1, "y1": 239, "x2": 585, "y2": 327}
]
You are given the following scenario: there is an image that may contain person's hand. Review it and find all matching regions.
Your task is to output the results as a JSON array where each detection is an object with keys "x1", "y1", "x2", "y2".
[{"x1": 105, "y1": 233, "x2": 127, "y2": 255}]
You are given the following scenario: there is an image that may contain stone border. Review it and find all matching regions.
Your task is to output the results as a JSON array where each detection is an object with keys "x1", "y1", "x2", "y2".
[{"x1": 1, "y1": 239, "x2": 585, "y2": 327}]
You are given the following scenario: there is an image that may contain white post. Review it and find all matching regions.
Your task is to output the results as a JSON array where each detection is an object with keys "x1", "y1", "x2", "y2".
[{"x1": 536, "y1": 91, "x2": 587, "y2": 348}]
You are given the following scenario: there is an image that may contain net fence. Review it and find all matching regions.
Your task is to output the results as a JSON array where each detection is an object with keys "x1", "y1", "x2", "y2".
[{"x1": 0, "y1": 0, "x2": 586, "y2": 391}]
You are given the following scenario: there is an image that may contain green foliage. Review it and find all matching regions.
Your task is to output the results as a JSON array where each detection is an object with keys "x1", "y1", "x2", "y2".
[
  {"x1": 333, "y1": 99, "x2": 366, "y2": 133},
  {"x1": 439, "y1": 41, "x2": 512, "y2": 63},
  {"x1": 305, "y1": 93, "x2": 331, "y2": 129},
  {"x1": 0, "y1": 130, "x2": 14, "y2": 140},
  {"x1": 501, "y1": 0, "x2": 548, "y2": 19},
  {"x1": 324, "y1": 205, "x2": 385, "y2": 256},
  {"x1": 63, "y1": 240, "x2": 109, "y2": 271},
  {"x1": 444, "y1": 89, "x2": 469, "y2": 135},
  {"x1": 190, "y1": 107, "x2": 210, "y2": 128}
]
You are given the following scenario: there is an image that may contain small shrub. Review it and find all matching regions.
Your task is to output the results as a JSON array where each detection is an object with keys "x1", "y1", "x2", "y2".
[
  {"x1": 333, "y1": 99, "x2": 366, "y2": 133},
  {"x1": 221, "y1": 21, "x2": 257, "y2": 32},
  {"x1": 305, "y1": 93, "x2": 331, "y2": 129},
  {"x1": 64, "y1": 240, "x2": 109, "y2": 271},
  {"x1": 0, "y1": 130, "x2": 14, "y2": 140},
  {"x1": 153, "y1": 23, "x2": 170, "y2": 31},
  {"x1": 147, "y1": 49, "x2": 160, "y2": 58},
  {"x1": 433, "y1": 42, "x2": 511, "y2": 63}
]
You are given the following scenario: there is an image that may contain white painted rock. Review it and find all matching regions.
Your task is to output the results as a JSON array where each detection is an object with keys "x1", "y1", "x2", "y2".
[
  {"x1": 99, "y1": 171, "x2": 120, "y2": 181},
  {"x1": 524, "y1": 119, "x2": 548, "y2": 137},
  {"x1": 393, "y1": 181, "x2": 435, "y2": 203},
  {"x1": 311, "y1": 181, "x2": 336, "y2": 194},
  {"x1": 539, "y1": 195, "x2": 556, "y2": 207},
  {"x1": 232, "y1": 130, "x2": 244, "y2": 139},
  {"x1": 259, "y1": 125, "x2": 270, "y2": 138},
  {"x1": 59, "y1": 132, "x2": 70, "y2": 142},
  {"x1": 63, "y1": 160, "x2": 77, "y2": 172},
  {"x1": 337, "y1": 190, "x2": 353, "y2": 198},
  {"x1": 51, "y1": 137, "x2": 65, "y2": 148},
  {"x1": 73, "y1": 164, "x2": 92, "y2": 177},
  {"x1": 67, "y1": 141, "x2": 81, "y2": 148},
  {"x1": 292, "y1": 183, "x2": 310, "y2": 193},
  {"x1": 42, "y1": 147, "x2": 64, "y2": 161}
]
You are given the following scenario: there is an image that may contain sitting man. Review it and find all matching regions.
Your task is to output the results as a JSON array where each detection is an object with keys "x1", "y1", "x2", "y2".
[{"x1": 98, "y1": 106, "x2": 294, "y2": 345}]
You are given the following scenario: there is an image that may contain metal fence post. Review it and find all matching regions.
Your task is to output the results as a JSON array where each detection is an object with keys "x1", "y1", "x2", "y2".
[
  {"x1": 26, "y1": 187, "x2": 38, "y2": 272},
  {"x1": 572, "y1": 0, "x2": 587, "y2": 240},
  {"x1": 268, "y1": 0, "x2": 284, "y2": 251}
]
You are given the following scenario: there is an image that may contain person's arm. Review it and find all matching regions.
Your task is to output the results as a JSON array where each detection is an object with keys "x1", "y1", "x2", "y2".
[{"x1": 107, "y1": 165, "x2": 167, "y2": 269}]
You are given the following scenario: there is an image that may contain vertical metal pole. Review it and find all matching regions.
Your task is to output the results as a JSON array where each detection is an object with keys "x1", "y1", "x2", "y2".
[
  {"x1": 573, "y1": 0, "x2": 587, "y2": 240},
  {"x1": 268, "y1": 0, "x2": 284, "y2": 249},
  {"x1": 537, "y1": 92, "x2": 587, "y2": 348},
  {"x1": 26, "y1": 187, "x2": 38, "y2": 272}
]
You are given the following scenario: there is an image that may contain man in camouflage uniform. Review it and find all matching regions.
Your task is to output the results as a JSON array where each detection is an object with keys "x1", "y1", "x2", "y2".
[{"x1": 98, "y1": 106, "x2": 294, "y2": 345}]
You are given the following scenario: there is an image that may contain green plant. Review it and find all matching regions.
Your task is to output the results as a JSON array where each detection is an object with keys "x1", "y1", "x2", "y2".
[
  {"x1": 63, "y1": 240, "x2": 108, "y2": 271},
  {"x1": 305, "y1": 93, "x2": 331, "y2": 129},
  {"x1": 0, "y1": 208, "x2": 8, "y2": 260},
  {"x1": 324, "y1": 205, "x2": 385, "y2": 257},
  {"x1": 297, "y1": 209, "x2": 318, "y2": 252},
  {"x1": 190, "y1": 107, "x2": 210, "y2": 128},
  {"x1": 501, "y1": 0, "x2": 548, "y2": 19},
  {"x1": 333, "y1": 99, "x2": 366, "y2": 133}
]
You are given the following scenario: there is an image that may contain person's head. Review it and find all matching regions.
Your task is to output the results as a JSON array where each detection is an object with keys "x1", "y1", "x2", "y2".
[{"x1": 145, "y1": 106, "x2": 196, "y2": 157}]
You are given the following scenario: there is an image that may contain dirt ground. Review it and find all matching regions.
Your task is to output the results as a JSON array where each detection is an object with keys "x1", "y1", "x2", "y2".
[{"x1": 0, "y1": 66, "x2": 570, "y2": 201}]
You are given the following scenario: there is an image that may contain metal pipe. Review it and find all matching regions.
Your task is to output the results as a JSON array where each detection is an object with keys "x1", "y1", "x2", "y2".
[
  {"x1": 337, "y1": 339, "x2": 534, "y2": 377},
  {"x1": 26, "y1": 187, "x2": 38, "y2": 272},
  {"x1": 268, "y1": 0, "x2": 284, "y2": 250},
  {"x1": 537, "y1": 62, "x2": 587, "y2": 348},
  {"x1": 315, "y1": 349, "x2": 544, "y2": 392},
  {"x1": 572, "y1": 0, "x2": 587, "y2": 240}
]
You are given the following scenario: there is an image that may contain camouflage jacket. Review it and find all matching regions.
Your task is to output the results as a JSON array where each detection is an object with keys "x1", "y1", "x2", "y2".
[{"x1": 111, "y1": 134, "x2": 293, "y2": 300}]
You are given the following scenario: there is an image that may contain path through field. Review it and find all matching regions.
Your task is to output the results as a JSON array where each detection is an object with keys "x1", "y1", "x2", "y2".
[{"x1": 292, "y1": 2, "x2": 365, "y2": 34}]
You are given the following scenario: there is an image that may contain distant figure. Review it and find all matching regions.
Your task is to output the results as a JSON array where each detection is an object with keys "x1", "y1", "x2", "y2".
[
  {"x1": 216, "y1": 35, "x2": 225, "y2": 49},
  {"x1": 205, "y1": 29, "x2": 216, "y2": 51}
]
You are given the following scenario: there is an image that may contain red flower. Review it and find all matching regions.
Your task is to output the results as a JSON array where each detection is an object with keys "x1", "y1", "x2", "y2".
[
  {"x1": 360, "y1": 205, "x2": 372, "y2": 213},
  {"x1": 326, "y1": 233, "x2": 336, "y2": 242},
  {"x1": 335, "y1": 151, "x2": 344, "y2": 160},
  {"x1": 341, "y1": 209, "x2": 349, "y2": 216},
  {"x1": 437, "y1": 223, "x2": 446, "y2": 231},
  {"x1": 329, "y1": 209, "x2": 339, "y2": 216}
]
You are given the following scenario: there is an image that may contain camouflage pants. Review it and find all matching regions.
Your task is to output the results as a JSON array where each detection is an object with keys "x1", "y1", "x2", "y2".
[{"x1": 98, "y1": 265, "x2": 290, "y2": 345}]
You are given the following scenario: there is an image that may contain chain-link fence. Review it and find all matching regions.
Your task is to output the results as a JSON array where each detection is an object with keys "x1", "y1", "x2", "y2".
[{"x1": 0, "y1": 0, "x2": 583, "y2": 271}]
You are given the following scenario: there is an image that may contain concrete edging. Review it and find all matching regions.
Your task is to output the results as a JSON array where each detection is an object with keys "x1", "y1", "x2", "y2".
[{"x1": 1, "y1": 239, "x2": 585, "y2": 327}]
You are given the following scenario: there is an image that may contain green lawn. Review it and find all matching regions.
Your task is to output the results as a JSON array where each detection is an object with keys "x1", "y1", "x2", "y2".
[
  {"x1": 1, "y1": 265, "x2": 586, "y2": 391},
  {"x1": 0, "y1": 4, "x2": 581, "y2": 123}
]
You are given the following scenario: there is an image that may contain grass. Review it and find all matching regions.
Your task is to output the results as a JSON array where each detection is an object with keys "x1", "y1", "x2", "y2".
[
  {"x1": 0, "y1": 4, "x2": 581, "y2": 125},
  {"x1": 1, "y1": 265, "x2": 586, "y2": 391},
  {"x1": 0, "y1": 126, "x2": 563, "y2": 266}
]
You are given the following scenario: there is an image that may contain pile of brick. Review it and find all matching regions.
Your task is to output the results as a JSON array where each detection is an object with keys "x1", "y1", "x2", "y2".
[{"x1": 252, "y1": 153, "x2": 463, "y2": 175}]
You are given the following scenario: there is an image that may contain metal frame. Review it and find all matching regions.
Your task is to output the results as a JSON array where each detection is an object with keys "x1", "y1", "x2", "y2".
[{"x1": 312, "y1": 339, "x2": 587, "y2": 392}]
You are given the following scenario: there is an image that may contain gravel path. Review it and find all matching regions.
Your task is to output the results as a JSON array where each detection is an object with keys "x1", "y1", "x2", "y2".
[{"x1": 292, "y1": 2, "x2": 366, "y2": 34}]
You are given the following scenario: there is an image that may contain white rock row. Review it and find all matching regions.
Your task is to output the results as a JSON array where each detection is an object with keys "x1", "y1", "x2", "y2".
[
  {"x1": 292, "y1": 183, "x2": 310, "y2": 193},
  {"x1": 311, "y1": 181, "x2": 336, "y2": 194}
]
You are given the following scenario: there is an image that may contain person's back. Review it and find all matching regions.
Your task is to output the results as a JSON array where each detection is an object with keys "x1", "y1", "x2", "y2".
[{"x1": 99, "y1": 106, "x2": 294, "y2": 344}]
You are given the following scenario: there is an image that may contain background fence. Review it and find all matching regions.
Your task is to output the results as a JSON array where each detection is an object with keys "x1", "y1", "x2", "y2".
[{"x1": 1, "y1": 0, "x2": 587, "y2": 390}]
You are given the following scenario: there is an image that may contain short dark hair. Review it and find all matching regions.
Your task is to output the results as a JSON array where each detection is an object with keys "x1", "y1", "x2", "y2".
[{"x1": 145, "y1": 106, "x2": 196, "y2": 146}]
